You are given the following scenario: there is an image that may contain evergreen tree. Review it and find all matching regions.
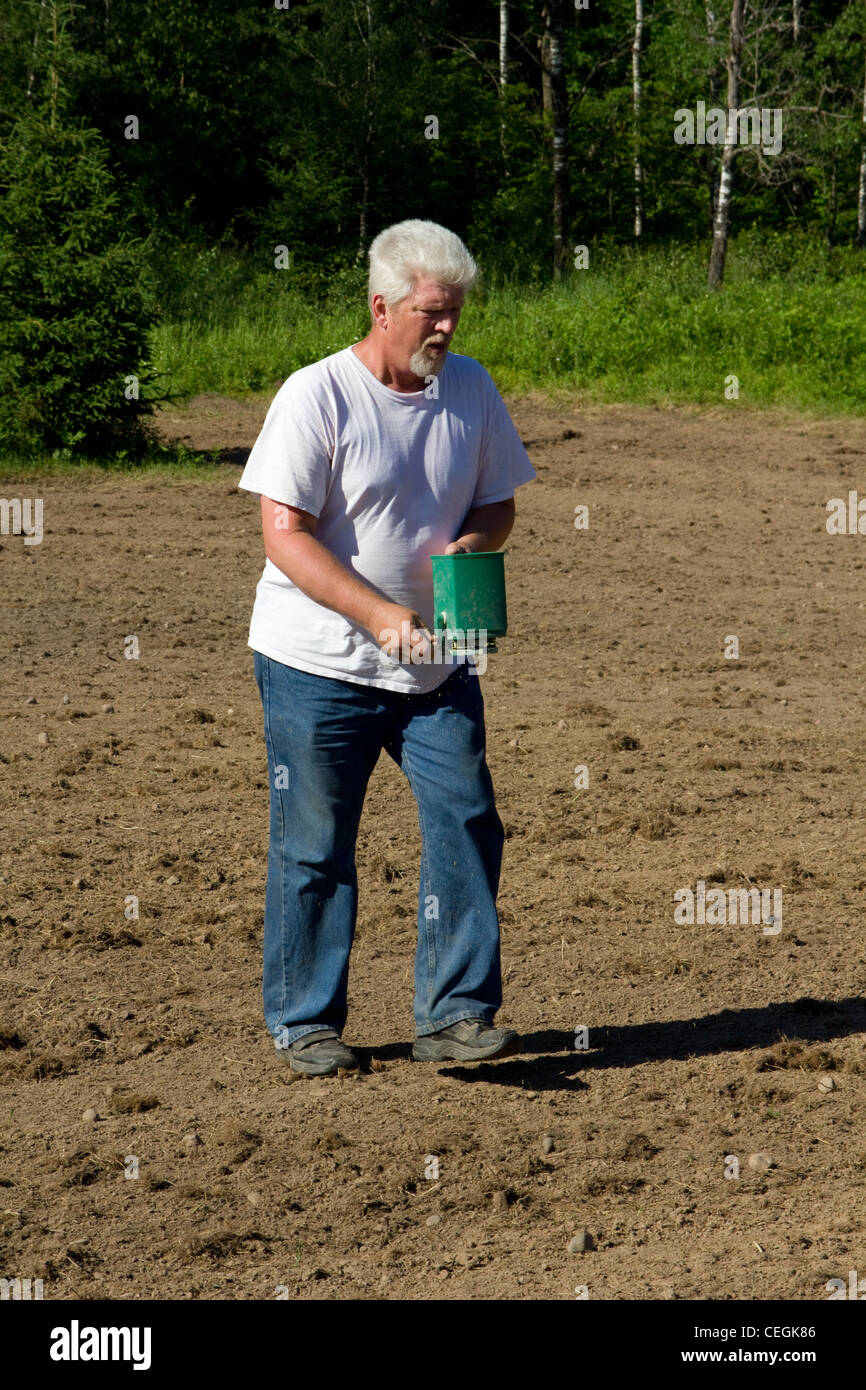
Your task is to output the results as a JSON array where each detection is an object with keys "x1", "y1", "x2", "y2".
[{"x1": 0, "y1": 1, "x2": 156, "y2": 454}]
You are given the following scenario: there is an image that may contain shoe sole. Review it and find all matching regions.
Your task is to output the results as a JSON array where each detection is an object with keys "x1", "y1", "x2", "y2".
[
  {"x1": 411, "y1": 1032, "x2": 520, "y2": 1063},
  {"x1": 288, "y1": 1055, "x2": 359, "y2": 1075},
  {"x1": 279, "y1": 1042, "x2": 359, "y2": 1076}
]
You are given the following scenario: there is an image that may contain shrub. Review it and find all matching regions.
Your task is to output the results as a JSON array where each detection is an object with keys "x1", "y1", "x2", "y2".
[{"x1": 0, "y1": 110, "x2": 158, "y2": 454}]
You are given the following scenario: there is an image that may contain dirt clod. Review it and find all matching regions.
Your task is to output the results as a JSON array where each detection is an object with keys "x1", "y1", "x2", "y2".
[{"x1": 747, "y1": 1153, "x2": 774, "y2": 1172}]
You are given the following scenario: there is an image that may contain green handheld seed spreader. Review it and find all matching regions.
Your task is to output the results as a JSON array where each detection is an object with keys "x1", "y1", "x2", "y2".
[{"x1": 430, "y1": 552, "x2": 508, "y2": 655}]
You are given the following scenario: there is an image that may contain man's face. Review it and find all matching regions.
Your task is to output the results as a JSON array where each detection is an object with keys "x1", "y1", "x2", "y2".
[{"x1": 388, "y1": 275, "x2": 465, "y2": 380}]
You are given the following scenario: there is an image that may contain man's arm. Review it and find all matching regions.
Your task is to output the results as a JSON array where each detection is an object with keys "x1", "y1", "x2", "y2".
[
  {"x1": 259, "y1": 496, "x2": 431, "y2": 653},
  {"x1": 445, "y1": 498, "x2": 516, "y2": 555}
]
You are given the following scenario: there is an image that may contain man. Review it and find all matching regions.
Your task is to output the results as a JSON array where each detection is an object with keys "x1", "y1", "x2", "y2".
[{"x1": 238, "y1": 219, "x2": 536, "y2": 1076}]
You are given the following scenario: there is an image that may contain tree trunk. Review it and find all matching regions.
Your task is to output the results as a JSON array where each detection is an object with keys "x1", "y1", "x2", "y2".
[
  {"x1": 500, "y1": 1, "x2": 509, "y2": 87},
  {"x1": 706, "y1": 4, "x2": 721, "y2": 231},
  {"x1": 632, "y1": 0, "x2": 644, "y2": 238},
  {"x1": 826, "y1": 148, "x2": 837, "y2": 248},
  {"x1": 499, "y1": 1, "x2": 509, "y2": 169},
  {"x1": 355, "y1": 0, "x2": 374, "y2": 264},
  {"x1": 857, "y1": 52, "x2": 866, "y2": 248},
  {"x1": 541, "y1": 1, "x2": 569, "y2": 280},
  {"x1": 707, "y1": 0, "x2": 744, "y2": 290},
  {"x1": 48, "y1": 0, "x2": 59, "y2": 130},
  {"x1": 26, "y1": 0, "x2": 48, "y2": 100},
  {"x1": 540, "y1": 22, "x2": 551, "y2": 113}
]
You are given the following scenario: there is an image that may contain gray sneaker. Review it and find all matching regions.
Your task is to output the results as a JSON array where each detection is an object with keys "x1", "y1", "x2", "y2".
[
  {"x1": 412, "y1": 1019, "x2": 519, "y2": 1062},
  {"x1": 280, "y1": 1029, "x2": 359, "y2": 1076}
]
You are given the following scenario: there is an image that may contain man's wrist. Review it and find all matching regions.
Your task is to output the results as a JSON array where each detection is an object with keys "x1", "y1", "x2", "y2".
[{"x1": 358, "y1": 591, "x2": 389, "y2": 638}]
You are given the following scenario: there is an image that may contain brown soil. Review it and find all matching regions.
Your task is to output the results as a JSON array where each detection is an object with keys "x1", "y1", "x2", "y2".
[{"x1": 1, "y1": 392, "x2": 865, "y2": 1301}]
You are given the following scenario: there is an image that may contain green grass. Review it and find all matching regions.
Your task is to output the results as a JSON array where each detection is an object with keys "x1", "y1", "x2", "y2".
[
  {"x1": 3, "y1": 231, "x2": 864, "y2": 476},
  {"x1": 0, "y1": 439, "x2": 234, "y2": 481},
  {"x1": 148, "y1": 232, "x2": 866, "y2": 415}
]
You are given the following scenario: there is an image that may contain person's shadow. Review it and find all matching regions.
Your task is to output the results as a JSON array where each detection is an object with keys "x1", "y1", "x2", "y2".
[{"x1": 354, "y1": 995, "x2": 866, "y2": 1090}]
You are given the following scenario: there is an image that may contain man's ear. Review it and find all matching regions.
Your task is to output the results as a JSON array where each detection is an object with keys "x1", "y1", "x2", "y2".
[{"x1": 371, "y1": 293, "x2": 389, "y2": 329}]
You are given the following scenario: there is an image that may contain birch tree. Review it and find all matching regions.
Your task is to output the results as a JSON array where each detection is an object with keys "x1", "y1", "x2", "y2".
[
  {"x1": 857, "y1": 50, "x2": 866, "y2": 245},
  {"x1": 500, "y1": 1, "x2": 509, "y2": 88},
  {"x1": 633, "y1": 0, "x2": 644, "y2": 237},
  {"x1": 499, "y1": 0, "x2": 509, "y2": 167},
  {"x1": 707, "y1": 0, "x2": 745, "y2": 288},
  {"x1": 540, "y1": 0, "x2": 569, "y2": 278},
  {"x1": 706, "y1": 3, "x2": 722, "y2": 229},
  {"x1": 354, "y1": 0, "x2": 375, "y2": 264}
]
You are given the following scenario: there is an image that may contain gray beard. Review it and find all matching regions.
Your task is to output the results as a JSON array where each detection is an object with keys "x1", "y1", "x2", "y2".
[{"x1": 410, "y1": 346, "x2": 447, "y2": 379}]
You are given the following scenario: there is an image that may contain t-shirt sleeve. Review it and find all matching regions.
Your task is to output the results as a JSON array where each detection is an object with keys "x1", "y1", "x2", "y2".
[
  {"x1": 470, "y1": 368, "x2": 537, "y2": 508},
  {"x1": 237, "y1": 370, "x2": 333, "y2": 517}
]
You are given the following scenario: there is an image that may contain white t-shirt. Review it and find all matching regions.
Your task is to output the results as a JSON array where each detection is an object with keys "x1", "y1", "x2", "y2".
[{"x1": 237, "y1": 345, "x2": 537, "y2": 693}]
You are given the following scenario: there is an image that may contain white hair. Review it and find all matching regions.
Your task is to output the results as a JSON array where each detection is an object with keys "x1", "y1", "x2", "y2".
[{"x1": 367, "y1": 219, "x2": 478, "y2": 310}]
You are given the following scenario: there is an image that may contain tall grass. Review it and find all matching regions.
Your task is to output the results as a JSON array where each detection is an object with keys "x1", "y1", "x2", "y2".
[{"x1": 149, "y1": 233, "x2": 866, "y2": 415}]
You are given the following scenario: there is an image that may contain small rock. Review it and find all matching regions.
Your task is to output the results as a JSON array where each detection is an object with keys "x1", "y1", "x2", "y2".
[
  {"x1": 226, "y1": 707, "x2": 234, "y2": 717},
  {"x1": 82, "y1": 1108, "x2": 99, "y2": 1123},
  {"x1": 567, "y1": 1229, "x2": 594, "y2": 1253},
  {"x1": 25, "y1": 696, "x2": 37, "y2": 705},
  {"x1": 37, "y1": 731, "x2": 49, "y2": 745},
  {"x1": 541, "y1": 1134, "x2": 555, "y2": 1155},
  {"x1": 556, "y1": 719, "x2": 567, "y2": 731},
  {"x1": 490, "y1": 1190, "x2": 508, "y2": 1212},
  {"x1": 166, "y1": 875, "x2": 180, "y2": 886},
  {"x1": 182, "y1": 1132, "x2": 203, "y2": 1154},
  {"x1": 507, "y1": 737, "x2": 520, "y2": 748},
  {"x1": 72, "y1": 877, "x2": 87, "y2": 890},
  {"x1": 101, "y1": 702, "x2": 114, "y2": 714},
  {"x1": 62, "y1": 694, "x2": 70, "y2": 705},
  {"x1": 246, "y1": 1191, "x2": 261, "y2": 1207},
  {"x1": 425, "y1": 1213, "x2": 441, "y2": 1226},
  {"x1": 524, "y1": 1090, "x2": 538, "y2": 1100},
  {"x1": 817, "y1": 1075, "x2": 835, "y2": 1094},
  {"x1": 747, "y1": 1152, "x2": 773, "y2": 1172}
]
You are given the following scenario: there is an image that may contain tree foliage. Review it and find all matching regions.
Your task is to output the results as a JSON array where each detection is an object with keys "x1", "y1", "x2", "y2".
[
  {"x1": 0, "y1": 2, "x2": 157, "y2": 453},
  {"x1": 0, "y1": 106, "x2": 157, "y2": 452},
  {"x1": 1, "y1": 0, "x2": 865, "y2": 449}
]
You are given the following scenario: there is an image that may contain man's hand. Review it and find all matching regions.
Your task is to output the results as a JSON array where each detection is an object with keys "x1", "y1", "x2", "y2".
[{"x1": 373, "y1": 601, "x2": 435, "y2": 664}]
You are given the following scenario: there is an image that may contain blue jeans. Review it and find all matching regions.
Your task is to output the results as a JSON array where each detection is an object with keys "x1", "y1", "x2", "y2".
[{"x1": 253, "y1": 652, "x2": 506, "y2": 1045}]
